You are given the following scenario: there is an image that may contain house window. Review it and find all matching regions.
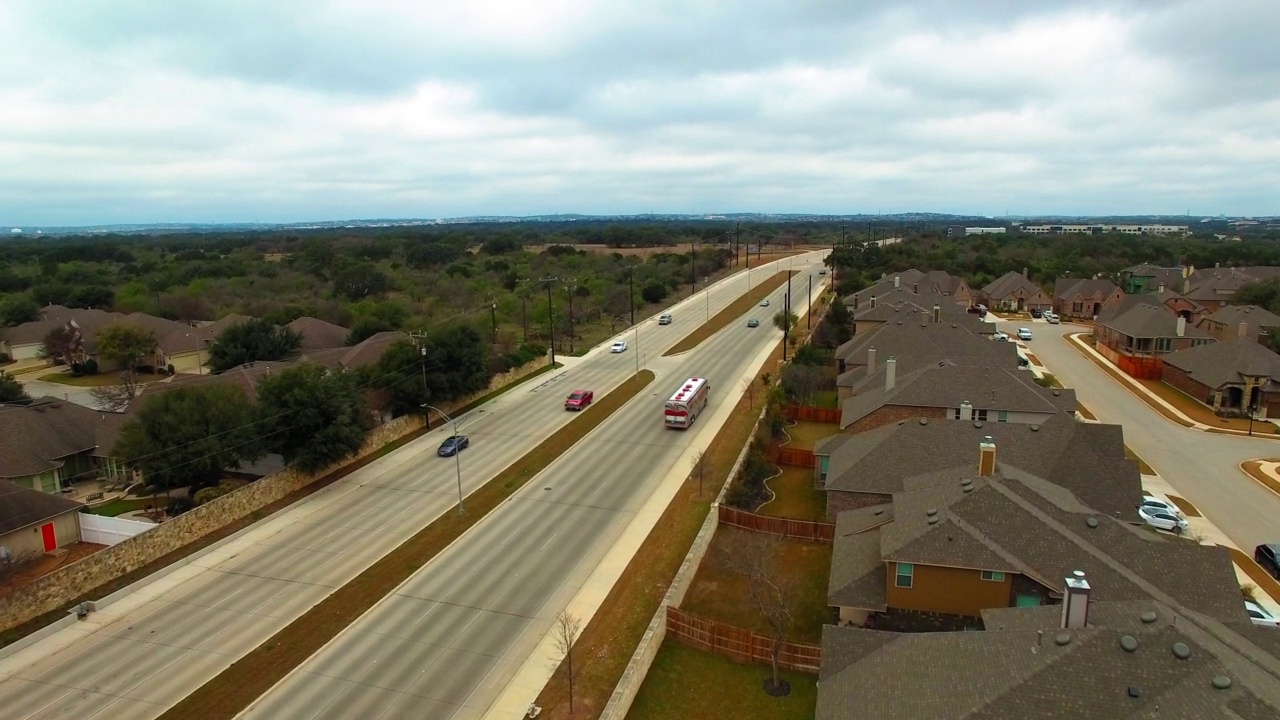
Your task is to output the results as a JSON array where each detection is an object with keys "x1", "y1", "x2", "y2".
[
  {"x1": 1154, "y1": 337, "x2": 1172, "y2": 353},
  {"x1": 974, "y1": 409, "x2": 988, "y2": 422},
  {"x1": 1192, "y1": 339, "x2": 1212, "y2": 347},
  {"x1": 981, "y1": 570, "x2": 1005, "y2": 582},
  {"x1": 997, "y1": 410, "x2": 1008, "y2": 423},
  {"x1": 895, "y1": 562, "x2": 914, "y2": 588},
  {"x1": 1072, "y1": 302, "x2": 1083, "y2": 313}
]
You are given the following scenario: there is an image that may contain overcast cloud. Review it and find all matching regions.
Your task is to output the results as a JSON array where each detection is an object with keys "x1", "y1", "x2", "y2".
[{"x1": 1, "y1": 0, "x2": 1276, "y2": 225}]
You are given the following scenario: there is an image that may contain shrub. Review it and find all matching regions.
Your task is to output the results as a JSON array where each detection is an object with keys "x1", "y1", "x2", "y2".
[
  {"x1": 166, "y1": 363, "x2": 175, "y2": 375},
  {"x1": 70, "y1": 361, "x2": 84, "y2": 376},
  {"x1": 83, "y1": 358, "x2": 99, "y2": 375}
]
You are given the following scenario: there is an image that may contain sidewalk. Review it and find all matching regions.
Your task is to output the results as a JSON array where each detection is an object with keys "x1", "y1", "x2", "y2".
[{"x1": 1066, "y1": 332, "x2": 1280, "y2": 439}]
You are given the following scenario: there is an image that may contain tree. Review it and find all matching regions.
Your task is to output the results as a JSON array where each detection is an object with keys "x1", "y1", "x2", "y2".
[
  {"x1": 773, "y1": 310, "x2": 800, "y2": 335},
  {"x1": 256, "y1": 364, "x2": 367, "y2": 473},
  {"x1": 716, "y1": 531, "x2": 797, "y2": 696},
  {"x1": 690, "y1": 449, "x2": 711, "y2": 499},
  {"x1": 1234, "y1": 279, "x2": 1280, "y2": 315},
  {"x1": 371, "y1": 328, "x2": 491, "y2": 417},
  {"x1": 39, "y1": 325, "x2": 79, "y2": 366},
  {"x1": 549, "y1": 611, "x2": 584, "y2": 715},
  {"x1": 780, "y1": 364, "x2": 827, "y2": 403},
  {"x1": 92, "y1": 322, "x2": 158, "y2": 409},
  {"x1": 820, "y1": 296, "x2": 853, "y2": 347},
  {"x1": 208, "y1": 318, "x2": 302, "y2": 373},
  {"x1": 346, "y1": 315, "x2": 397, "y2": 346},
  {"x1": 0, "y1": 370, "x2": 31, "y2": 405},
  {"x1": 332, "y1": 264, "x2": 390, "y2": 301},
  {"x1": 641, "y1": 282, "x2": 668, "y2": 303},
  {"x1": 0, "y1": 295, "x2": 40, "y2": 326},
  {"x1": 112, "y1": 385, "x2": 263, "y2": 491}
]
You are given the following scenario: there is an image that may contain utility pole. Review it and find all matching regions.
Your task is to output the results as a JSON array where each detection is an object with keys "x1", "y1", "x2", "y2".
[
  {"x1": 565, "y1": 278, "x2": 577, "y2": 355},
  {"x1": 733, "y1": 221, "x2": 741, "y2": 267},
  {"x1": 807, "y1": 274, "x2": 812, "y2": 329},
  {"x1": 538, "y1": 276, "x2": 558, "y2": 365},
  {"x1": 783, "y1": 291, "x2": 790, "y2": 361},
  {"x1": 489, "y1": 294, "x2": 497, "y2": 344},
  {"x1": 628, "y1": 266, "x2": 635, "y2": 326},
  {"x1": 690, "y1": 241, "x2": 696, "y2": 293},
  {"x1": 521, "y1": 294, "x2": 528, "y2": 341}
]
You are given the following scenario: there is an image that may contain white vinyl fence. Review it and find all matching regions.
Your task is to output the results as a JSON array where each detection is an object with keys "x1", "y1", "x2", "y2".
[{"x1": 79, "y1": 513, "x2": 155, "y2": 546}]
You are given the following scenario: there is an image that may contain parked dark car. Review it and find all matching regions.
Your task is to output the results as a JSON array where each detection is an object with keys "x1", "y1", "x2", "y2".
[
  {"x1": 967, "y1": 306, "x2": 987, "y2": 318},
  {"x1": 437, "y1": 435, "x2": 470, "y2": 457},
  {"x1": 1030, "y1": 309, "x2": 1043, "y2": 318},
  {"x1": 1256, "y1": 544, "x2": 1280, "y2": 578}
]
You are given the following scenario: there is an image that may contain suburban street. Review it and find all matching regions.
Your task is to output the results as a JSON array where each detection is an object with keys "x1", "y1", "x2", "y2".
[
  {"x1": 236, "y1": 258, "x2": 829, "y2": 719},
  {"x1": 992, "y1": 317, "x2": 1280, "y2": 553},
  {"x1": 0, "y1": 252, "x2": 826, "y2": 720}
]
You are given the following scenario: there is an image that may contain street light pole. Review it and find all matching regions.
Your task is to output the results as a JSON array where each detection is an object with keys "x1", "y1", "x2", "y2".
[{"x1": 423, "y1": 404, "x2": 466, "y2": 515}]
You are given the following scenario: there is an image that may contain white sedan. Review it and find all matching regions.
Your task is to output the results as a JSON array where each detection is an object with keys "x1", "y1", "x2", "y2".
[
  {"x1": 1247, "y1": 600, "x2": 1280, "y2": 628},
  {"x1": 1138, "y1": 505, "x2": 1188, "y2": 534},
  {"x1": 610, "y1": 341, "x2": 628, "y2": 353},
  {"x1": 1141, "y1": 496, "x2": 1183, "y2": 518}
]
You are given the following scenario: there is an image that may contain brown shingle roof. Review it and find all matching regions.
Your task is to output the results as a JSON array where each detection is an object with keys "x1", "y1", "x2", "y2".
[
  {"x1": 0, "y1": 398, "x2": 103, "y2": 479},
  {"x1": 1162, "y1": 337, "x2": 1280, "y2": 389},
  {"x1": 0, "y1": 480, "x2": 83, "y2": 534},
  {"x1": 339, "y1": 331, "x2": 407, "y2": 370},
  {"x1": 1101, "y1": 303, "x2": 1212, "y2": 340},
  {"x1": 287, "y1": 316, "x2": 350, "y2": 350},
  {"x1": 982, "y1": 271, "x2": 1043, "y2": 300}
]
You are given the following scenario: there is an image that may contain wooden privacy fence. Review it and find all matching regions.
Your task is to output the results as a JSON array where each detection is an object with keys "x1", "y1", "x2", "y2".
[
  {"x1": 666, "y1": 606, "x2": 822, "y2": 674},
  {"x1": 771, "y1": 445, "x2": 816, "y2": 468},
  {"x1": 786, "y1": 404, "x2": 841, "y2": 424},
  {"x1": 718, "y1": 504, "x2": 834, "y2": 543},
  {"x1": 1096, "y1": 342, "x2": 1164, "y2": 380}
]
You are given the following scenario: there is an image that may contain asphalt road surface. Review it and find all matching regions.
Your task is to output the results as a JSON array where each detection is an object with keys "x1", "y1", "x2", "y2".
[
  {"x1": 237, "y1": 257, "x2": 830, "y2": 720},
  {"x1": 995, "y1": 317, "x2": 1280, "y2": 553},
  {"x1": 0, "y1": 253, "x2": 824, "y2": 720}
]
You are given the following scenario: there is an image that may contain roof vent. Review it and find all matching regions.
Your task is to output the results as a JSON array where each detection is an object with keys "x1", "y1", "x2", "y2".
[
  {"x1": 973, "y1": 421, "x2": 983, "y2": 428},
  {"x1": 1119, "y1": 636, "x2": 1139, "y2": 653},
  {"x1": 1030, "y1": 424, "x2": 1040, "y2": 432},
  {"x1": 1127, "y1": 686, "x2": 1142, "y2": 699},
  {"x1": 927, "y1": 516, "x2": 940, "y2": 525},
  {"x1": 896, "y1": 320, "x2": 902, "y2": 325},
  {"x1": 1054, "y1": 633, "x2": 1072, "y2": 646},
  {"x1": 1172, "y1": 643, "x2": 1192, "y2": 660},
  {"x1": 1212, "y1": 676, "x2": 1232, "y2": 690},
  {"x1": 1084, "y1": 516, "x2": 1099, "y2": 529},
  {"x1": 963, "y1": 485, "x2": 974, "y2": 493},
  {"x1": 927, "y1": 508, "x2": 938, "y2": 517},
  {"x1": 873, "y1": 508, "x2": 884, "y2": 516},
  {"x1": 951, "y1": 323, "x2": 957, "y2": 328},
  {"x1": 919, "y1": 418, "x2": 928, "y2": 425},
  {"x1": 961, "y1": 478, "x2": 973, "y2": 487},
  {"x1": 1140, "y1": 611, "x2": 1158, "y2": 624},
  {"x1": 1052, "y1": 389, "x2": 1061, "y2": 396},
  {"x1": 898, "y1": 420, "x2": 906, "y2": 426}
]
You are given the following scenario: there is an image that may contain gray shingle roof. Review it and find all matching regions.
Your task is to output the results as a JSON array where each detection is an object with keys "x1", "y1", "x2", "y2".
[
  {"x1": 982, "y1": 271, "x2": 1043, "y2": 300},
  {"x1": 339, "y1": 331, "x2": 407, "y2": 370},
  {"x1": 829, "y1": 512, "x2": 889, "y2": 611},
  {"x1": 0, "y1": 398, "x2": 104, "y2": 478},
  {"x1": 287, "y1": 316, "x2": 350, "y2": 350},
  {"x1": 1054, "y1": 277, "x2": 1121, "y2": 303},
  {"x1": 1101, "y1": 303, "x2": 1212, "y2": 340},
  {"x1": 1162, "y1": 337, "x2": 1280, "y2": 389},
  {"x1": 0, "y1": 480, "x2": 83, "y2": 535},
  {"x1": 1204, "y1": 305, "x2": 1280, "y2": 335},
  {"x1": 840, "y1": 364, "x2": 1065, "y2": 427}
]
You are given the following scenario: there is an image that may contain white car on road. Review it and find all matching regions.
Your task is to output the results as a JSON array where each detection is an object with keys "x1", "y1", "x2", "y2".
[
  {"x1": 1138, "y1": 505, "x2": 1188, "y2": 534},
  {"x1": 1017, "y1": 328, "x2": 1033, "y2": 341},
  {"x1": 610, "y1": 341, "x2": 628, "y2": 353}
]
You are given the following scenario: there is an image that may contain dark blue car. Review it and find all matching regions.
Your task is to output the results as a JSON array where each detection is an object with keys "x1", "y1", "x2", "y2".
[{"x1": 437, "y1": 435, "x2": 469, "y2": 457}]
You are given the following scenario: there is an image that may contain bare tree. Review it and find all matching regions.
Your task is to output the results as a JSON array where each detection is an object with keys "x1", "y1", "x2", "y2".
[
  {"x1": 690, "y1": 449, "x2": 710, "y2": 499},
  {"x1": 550, "y1": 611, "x2": 584, "y2": 715},
  {"x1": 716, "y1": 531, "x2": 796, "y2": 696},
  {"x1": 90, "y1": 373, "x2": 141, "y2": 411},
  {"x1": 741, "y1": 377, "x2": 757, "y2": 410}
]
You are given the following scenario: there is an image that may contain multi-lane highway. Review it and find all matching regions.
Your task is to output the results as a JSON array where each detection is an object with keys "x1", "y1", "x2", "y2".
[
  {"x1": 236, "y1": 256, "x2": 829, "y2": 720},
  {"x1": 0, "y1": 252, "x2": 826, "y2": 720}
]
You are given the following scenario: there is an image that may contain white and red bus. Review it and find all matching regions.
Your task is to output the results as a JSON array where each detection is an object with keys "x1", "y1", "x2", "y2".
[{"x1": 664, "y1": 377, "x2": 710, "y2": 429}]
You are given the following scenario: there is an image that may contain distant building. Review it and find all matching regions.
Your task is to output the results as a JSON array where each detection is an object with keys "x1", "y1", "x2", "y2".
[
  {"x1": 1023, "y1": 224, "x2": 1188, "y2": 236},
  {"x1": 948, "y1": 226, "x2": 1007, "y2": 237}
]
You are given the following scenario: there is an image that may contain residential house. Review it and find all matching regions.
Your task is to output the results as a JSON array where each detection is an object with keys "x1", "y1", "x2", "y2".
[
  {"x1": 817, "y1": 598, "x2": 1280, "y2": 720},
  {"x1": 156, "y1": 313, "x2": 254, "y2": 374},
  {"x1": 977, "y1": 271, "x2": 1052, "y2": 313},
  {"x1": 287, "y1": 316, "x2": 350, "y2": 351},
  {"x1": 1161, "y1": 337, "x2": 1280, "y2": 418},
  {"x1": 816, "y1": 413, "x2": 1135, "y2": 522},
  {"x1": 1119, "y1": 262, "x2": 1188, "y2": 295},
  {"x1": 824, "y1": 433, "x2": 1241, "y2": 632},
  {"x1": 0, "y1": 398, "x2": 129, "y2": 494},
  {"x1": 1094, "y1": 301, "x2": 1214, "y2": 377},
  {"x1": 833, "y1": 318, "x2": 1018, "y2": 400},
  {"x1": 1051, "y1": 277, "x2": 1124, "y2": 321},
  {"x1": 1198, "y1": 304, "x2": 1280, "y2": 344},
  {"x1": 1184, "y1": 271, "x2": 1265, "y2": 313},
  {"x1": 0, "y1": 480, "x2": 84, "y2": 559},
  {"x1": 837, "y1": 361, "x2": 1075, "y2": 434},
  {"x1": 338, "y1": 330, "x2": 408, "y2": 371}
]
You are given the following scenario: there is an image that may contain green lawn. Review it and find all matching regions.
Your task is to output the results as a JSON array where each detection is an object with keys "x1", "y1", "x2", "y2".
[
  {"x1": 627, "y1": 641, "x2": 817, "y2": 720},
  {"x1": 808, "y1": 390, "x2": 839, "y2": 409},
  {"x1": 85, "y1": 497, "x2": 159, "y2": 517},
  {"x1": 782, "y1": 420, "x2": 838, "y2": 451},
  {"x1": 759, "y1": 467, "x2": 826, "y2": 522},
  {"x1": 680, "y1": 528, "x2": 833, "y2": 645}
]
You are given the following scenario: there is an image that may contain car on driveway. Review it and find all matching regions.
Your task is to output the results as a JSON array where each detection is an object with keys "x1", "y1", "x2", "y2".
[
  {"x1": 610, "y1": 341, "x2": 628, "y2": 353},
  {"x1": 1044, "y1": 312, "x2": 1060, "y2": 324},
  {"x1": 658, "y1": 314, "x2": 672, "y2": 325},
  {"x1": 759, "y1": 299, "x2": 771, "y2": 307},
  {"x1": 991, "y1": 331, "x2": 1009, "y2": 342},
  {"x1": 1017, "y1": 328, "x2": 1033, "y2": 341},
  {"x1": 1138, "y1": 505, "x2": 1188, "y2": 534},
  {"x1": 1246, "y1": 600, "x2": 1280, "y2": 628},
  {"x1": 1030, "y1": 309, "x2": 1043, "y2": 318},
  {"x1": 1141, "y1": 496, "x2": 1183, "y2": 518},
  {"x1": 437, "y1": 435, "x2": 469, "y2": 457},
  {"x1": 747, "y1": 318, "x2": 760, "y2": 328},
  {"x1": 565, "y1": 389, "x2": 593, "y2": 411},
  {"x1": 1256, "y1": 544, "x2": 1280, "y2": 578}
]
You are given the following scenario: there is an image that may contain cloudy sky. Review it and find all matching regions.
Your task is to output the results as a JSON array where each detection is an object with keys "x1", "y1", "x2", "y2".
[{"x1": 1, "y1": 1, "x2": 1276, "y2": 226}]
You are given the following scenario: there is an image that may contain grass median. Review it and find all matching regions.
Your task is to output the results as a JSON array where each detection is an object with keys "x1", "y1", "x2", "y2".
[
  {"x1": 159, "y1": 369, "x2": 654, "y2": 720},
  {"x1": 664, "y1": 272, "x2": 791, "y2": 356},
  {"x1": 534, "y1": 341, "x2": 786, "y2": 718}
]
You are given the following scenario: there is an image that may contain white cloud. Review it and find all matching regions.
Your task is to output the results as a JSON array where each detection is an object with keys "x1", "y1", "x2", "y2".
[{"x1": 0, "y1": 0, "x2": 1276, "y2": 224}]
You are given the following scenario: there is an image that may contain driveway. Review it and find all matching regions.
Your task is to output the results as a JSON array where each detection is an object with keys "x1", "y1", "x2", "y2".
[
  {"x1": 993, "y1": 317, "x2": 1280, "y2": 552},
  {"x1": 18, "y1": 377, "x2": 107, "y2": 409}
]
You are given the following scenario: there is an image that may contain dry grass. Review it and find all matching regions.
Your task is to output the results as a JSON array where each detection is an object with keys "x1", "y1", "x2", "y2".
[
  {"x1": 759, "y1": 467, "x2": 827, "y2": 523},
  {"x1": 665, "y1": 272, "x2": 790, "y2": 356},
  {"x1": 1241, "y1": 460, "x2": 1280, "y2": 500},
  {"x1": 1076, "y1": 403, "x2": 1098, "y2": 421},
  {"x1": 781, "y1": 420, "x2": 838, "y2": 451},
  {"x1": 679, "y1": 527, "x2": 832, "y2": 645},
  {"x1": 1137, "y1": 379, "x2": 1280, "y2": 435},
  {"x1": 37, "y1": 370, "x2": 169, "y2": 387},
  {"x1": 1124, "y1": 445, "x2": 1157, "y2": 476},
  {"x1": 626, "y1": 640, "x2": 817, "y2": 720},
  {"x1": 533, "y1": 342, "x2": 787, "y2": 719},
  {"x1": 1166, "y1": 495, "x2": 1202, "y2": 518},
  {"x1": 158, "y1": 371, "x2": 655, "y2": 720}
]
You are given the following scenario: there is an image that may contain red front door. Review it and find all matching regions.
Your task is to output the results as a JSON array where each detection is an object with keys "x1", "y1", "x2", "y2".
[{"x1": 41, "y1": 522, "x2": 56, "y2": 552}]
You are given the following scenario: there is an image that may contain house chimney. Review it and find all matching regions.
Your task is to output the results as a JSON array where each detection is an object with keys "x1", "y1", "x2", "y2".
[
  {"x1": 1176, "y1": 316, "x2": 1186, "y2": 337},
  {"x1": 885, "y1": 356, "x2": 896, "y2": 392},
  {"x1": 1239, "y1": 322, "x2": 1249, "y2": 338},
  {"x1": 1022, "y1": 267, "x2": 1028, "y2": 278},
  {"x1": 978, "y1": 435, "x2": 996, "y2": 476},
  {"x1": 932, "y1": 304, "x2": 941, "y2": 323},
  {"x1": 870, "y1": 295, "x2": 877, "y2": 309},
  {"x1": 1158, "y1": 283, "x2": 1164, "y2": 294},
  {"x1": 867, "y1": 347, "x2": 876, "y2": 374},
  {"x1": 1061, "y1": 571, "x2": 1091, "y2": 630},
  {"x1": 913, "y1": 282, "x2": 919, "y2": 294},
  {"x1": 960, "y1": 401, "x2": 973, "y2": 421},
  {"x1": 894, "y1": 275, "x2": 900, "y2": 289}
]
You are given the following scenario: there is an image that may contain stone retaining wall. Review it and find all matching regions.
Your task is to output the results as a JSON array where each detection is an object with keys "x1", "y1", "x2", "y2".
[{"x1": 0, "y1": 414, "x2": 424, "y2": 633}]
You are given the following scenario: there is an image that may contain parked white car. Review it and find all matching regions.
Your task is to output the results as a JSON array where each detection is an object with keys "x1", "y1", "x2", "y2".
[
  {"x1": 1141, "y1": 496, "x2": 1183, "y2": 518},
  {"x1": 610, "y1": 341, "x2": 628, "y2": 353},
  {"x1": 1247, "y1": 600, "x2": 1280, "y2": 628},
  {"x1": 1044, "y1": 312, "x2": 1060, "y2": 324},
  {"x1": 991, "y1": 331, "x2": 1010, "y2": 342},
  {"x1": 1017, "y1": 328, "x2": 1033, "y2": 341},
  {"x1": 1138, "y1": 505, "x2": 1188, "y2": 534}
]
